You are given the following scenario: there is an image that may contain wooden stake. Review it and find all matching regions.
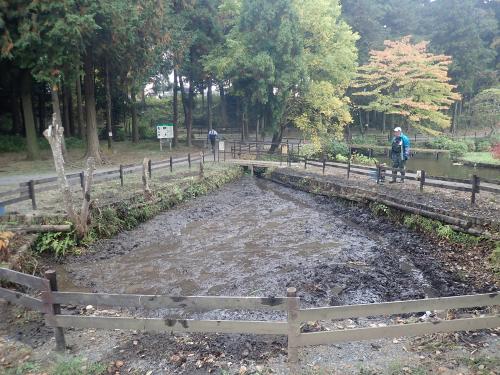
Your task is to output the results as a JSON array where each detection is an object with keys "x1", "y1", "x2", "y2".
[{"x1": 44, "y1": 270, "x2": 66, "y2": 352}]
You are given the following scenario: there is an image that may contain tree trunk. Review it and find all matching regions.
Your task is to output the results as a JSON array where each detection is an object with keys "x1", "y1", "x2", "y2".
[
  {"x1": 68, "y1": 85, "x2": 74, "y2": 136},
  {"x1": 207, "y1": 79, "x2": 213, "y2": 131},
  {"x1": 219, "y1": 82, "x2": 228, "y2": 129},
  {"x1": 451, "y1": 101, "x2": 458, "y2": 134},
  {"x1": 75, "y1": 76, "x2": 84, "y2": 139},
  {"x1": 105, "y1": 58, "x2": 113, "y2": 149},
  {"x1": 38, "y1": 94, "x2": 46, "y2": 137},
  {"x1": 382, "y1": 112, "x2": 386, "y2": 133},
  {"x1": 141, "y1": 87, "x2": 146, "y2": 108},
  {"x1": 358, "y1": 109, "x2": 364, "y2": 135},
  {"x1": 179, "y1": 76, "x2": 188, "y2": 123},
  {"x1": 269, "y1": 125, "x2": 284, "y2": 153},
  {"x1": 236, "y1": 98, "x2": 242, "y2": 141},
  {"x1": 256, "y1": 117, "x2": 260, "y2": 142},
  {"x1": 62, "y1": 85, "x2": 71, "y2": 136},
  {"x1": 186, "y1": 75, "x2": 193, "y2": 147},
  {"x1": 20, "y1": 70, "x2": 40, "y2": 160},
  {"x1": 83, "y1": 51, "x2": 102, "y2": 163},
  {"x1": 11, "y1": 84, "x2": 22, "y2": 135},
  {"x1": 173, "y1": 69, "x2": 179, "y2": 147},
  {"x1": 131, "y1": 89, "x2": 139, "y2": 143}
]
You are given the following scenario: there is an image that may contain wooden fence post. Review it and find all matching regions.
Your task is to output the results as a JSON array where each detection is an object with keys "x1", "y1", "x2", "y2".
[
  {"x1": 280, "y1": 145, "x2": 283, "y2": 166},
  {"x1": 304, "y1": 157, "x2": 307, "y2": 170},
  {"x1": 287, "y1": 287, "x2": 300, "y2": 372},
  {"x1": 79, "y1": 172, "x2": 85, "y2": 190},
  {"x1": 188, "y1": 153, "x2": 191, "y2": 169},
  {"x1": 119, "y1": 165, "x2": 124, "y2": 186},
  {"x1": 322, "y1": 158, "x2": 326, "y2": 175},
  {"x1": 28, "y1": 180, "x2": 37, "y2": 210},
  {"x1": 44, "y1": 270, "x2": 66, "y2": 352},
  {"x1": 347, "y1": 158, "x2": 351, "y2": 180},
  {"x1": 471, "y1": 175, "x2": 480, "y2": 205},
  {"x1": 376, "y1": 165, "x2": 381, "y2": 184},
  {"x1": 170, "y1": 156, "x2": 173, "y2": 172},
  {"x1": 420, "y1": 170, "x2": 426, "y2": 192},
  {"x1": 202, "y1": 150, "x2": 205, "y2": 163},
  {"x1": 148, "y1": 159, "x2": 152, "y2": 178}
]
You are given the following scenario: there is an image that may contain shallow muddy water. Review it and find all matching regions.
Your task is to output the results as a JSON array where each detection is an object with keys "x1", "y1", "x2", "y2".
[{"x1": 63, "y1": 176, "x2": 478, "y2": 309}]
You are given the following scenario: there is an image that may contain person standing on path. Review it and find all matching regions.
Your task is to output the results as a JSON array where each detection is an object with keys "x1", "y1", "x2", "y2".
[
  {"x1": 390, "y1": 126, "x2": 410, "y2": 183},
  {"x1": 208, "y1": 129, "x2": 218, "y2": 152}
]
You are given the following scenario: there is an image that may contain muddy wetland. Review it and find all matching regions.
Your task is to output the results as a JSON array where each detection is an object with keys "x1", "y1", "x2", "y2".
[{"x1": 2, "y1": 175, "x2": 498, "y2": 374}]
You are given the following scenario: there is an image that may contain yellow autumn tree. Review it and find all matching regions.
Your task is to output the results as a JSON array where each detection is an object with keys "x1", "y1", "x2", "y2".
[{"x1": 351, "y1": 36, "x2": 461, "y2": 134}]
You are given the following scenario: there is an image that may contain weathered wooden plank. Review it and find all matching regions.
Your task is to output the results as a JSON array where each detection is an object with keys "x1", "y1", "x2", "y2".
[
  {"x1": 0, "y1": 196, "x2": 30, "y2": 206},
  {"x1": 33, "y1": 176, "x2": 58, "y2": 185},
  {"x1": 423, "y1": 181, "x2": 473, "y2": 192},
  {"x1": 350, "y1": 164, "x2": 376, "y2": 171},
  {"x1": 296, "y1": 316, "x2": 500, "y2": 347},
  {"x1": 349, "y1": 169, "x2": 372, "y2": 176},
  {"x1": 173, "y1": 157, "x2": 189, "y2": 164},
  {"x1": 0, "y1": 189, "x2": 25, "y2": 199},
  {"x1": 480, "y1": 186, "x2": 500, "y2": 194},
  {"x1": 0, "y1": 287, "x2": 44, "y2": 311},
  {"x1": 325, "y1": 162, "x2": 348, "y2": 170},
  {"x1": 48, "y1": 315, "x2": 288, "y2": 335},
  {"x1": 51, "y1": 292, "x2": 289, "y2": 311},
  {"x1": 307, "y1": 162, "x2": 324, "y2": 168},
  {"x1": 0, "y1": 268, "x2": 49, "y2": 291},
  {"x1": 481, "y1": 177, "x2": 500, "y2": 185},
  {"x1": 425, "y1": 175, "x2": 471, "y2": 184},
  {"x1": 298, "y1": 293, "x2": 499, "y2": 322}
]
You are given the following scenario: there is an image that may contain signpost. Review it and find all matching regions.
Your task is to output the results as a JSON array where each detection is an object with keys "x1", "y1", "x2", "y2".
[{"x1": 157, "y1": 123, "x2": 174, "y2": 151}]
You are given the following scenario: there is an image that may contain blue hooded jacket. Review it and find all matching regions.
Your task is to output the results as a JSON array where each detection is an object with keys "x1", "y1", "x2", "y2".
[{"x1": 391, "y1": 133, "x2": 410, "y2": 160}]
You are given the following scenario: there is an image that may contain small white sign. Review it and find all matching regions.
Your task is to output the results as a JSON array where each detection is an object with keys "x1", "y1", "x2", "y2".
[
  {"x1": 157, "y1": 124, "x2": 174, "y2": 139},
  {"x1": 218, "y1": 141, "x2": 225, "y2": 151}
]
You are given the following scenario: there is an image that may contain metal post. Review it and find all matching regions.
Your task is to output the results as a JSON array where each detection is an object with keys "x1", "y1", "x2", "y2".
[
  {"x1": 119, "y1": 165, "x2": 124, "y2": 186},
  {"x1": 44, "y1": 270, "x2": 66, "y2": 352}
]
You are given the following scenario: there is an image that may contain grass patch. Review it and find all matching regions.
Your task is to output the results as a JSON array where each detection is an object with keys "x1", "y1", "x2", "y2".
[
  {"x1": 460, "y1": 152, "x2": 500, "y2": 165},
  {"x1": 457, "y1": 356, "x2": 500, "y2": 374},
  {"x1": 51, "y1": 357, "x2": 106, "y2": 375}
]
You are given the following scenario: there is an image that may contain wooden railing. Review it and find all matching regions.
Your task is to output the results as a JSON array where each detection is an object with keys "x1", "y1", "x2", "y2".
[
  {"x1": 0, "y1": 152, "x2": 207, "y2": 211},
  {"x1": 298, "y1": 156, "x2": 500, "y2": 206},
  {"x1": 1, "y1": 267, "x2": 498, "y2": 370}
]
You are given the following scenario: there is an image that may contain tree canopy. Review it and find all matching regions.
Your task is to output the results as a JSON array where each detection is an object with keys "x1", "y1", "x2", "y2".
[{"x1": 352, "y1": 36, "x2": 461, "y2": 133}]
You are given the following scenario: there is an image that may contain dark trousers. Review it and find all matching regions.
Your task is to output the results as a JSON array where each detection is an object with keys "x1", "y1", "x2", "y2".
[
  {"x1": 210, "y1": 138, "x2": 216, "y2": 150},
  {"x1": 391, "y1": 157, "x2": 406, "y2": 181}
]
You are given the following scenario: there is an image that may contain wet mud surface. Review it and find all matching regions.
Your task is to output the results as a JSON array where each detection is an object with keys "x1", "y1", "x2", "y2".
[
  {"x1": 3, "y1": 176, "x2": 498, "y2": 374},
  {"x1": 65, "y1": 176, "x2": 491, "y2": 304}
]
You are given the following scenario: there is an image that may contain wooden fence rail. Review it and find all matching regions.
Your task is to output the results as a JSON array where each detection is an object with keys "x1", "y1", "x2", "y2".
[
  {"x1": 0, "y1": 152, "x2": 208, "y2": 211},
  {"x1": 294, "y1": 155, "x2": 500, "y2": 206},
  {"x1": 1, "y1": 267, "x2": 498, "y2": 371}
]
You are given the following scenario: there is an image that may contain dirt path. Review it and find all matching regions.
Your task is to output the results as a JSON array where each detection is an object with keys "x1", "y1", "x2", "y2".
[{"x1": 1, "y1": 176, "x2": 498, "y2": 374}]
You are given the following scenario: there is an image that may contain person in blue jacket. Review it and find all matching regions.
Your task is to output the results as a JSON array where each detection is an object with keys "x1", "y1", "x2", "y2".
[{"x1": 390, "y1": 126, "x2": 410, "y2": 183}]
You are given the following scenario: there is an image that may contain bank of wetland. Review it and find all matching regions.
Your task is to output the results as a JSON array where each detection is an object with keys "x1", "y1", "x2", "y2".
[{"x1": 1, "y1": 170, "x2": 499, "y2": 374}]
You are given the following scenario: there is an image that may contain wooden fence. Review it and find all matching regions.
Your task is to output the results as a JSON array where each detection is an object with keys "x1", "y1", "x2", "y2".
[
  {"x1": 299, "y1": 156, "x2": 500, "y2": 206},
  {"x1": 0, "y1": 152, "x2": 207, "y2": 211},
  {"x1": 227, "y1": 140, "x2": 500, "y2": 206},
  {"x1": 1, "y1": 267, "x2": 498, "y2": 371}
]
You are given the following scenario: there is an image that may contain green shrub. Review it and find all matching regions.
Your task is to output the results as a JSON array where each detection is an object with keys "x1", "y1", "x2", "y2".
[
  {"x1": 113, "y1": 127, "x2": 126, "y2": 141},
  {"x1": 138, "y1": 125, "x2": 157, "y2": 140},
  {"x1": 449, "y1": 142, "x2": 468, "y2": 160},
  {"x1": 326, "y1": 140, "x2": 349, "y2": 159},
  {"x1": 0, "y1": 135, "x2": 26, "y2": 152},
  {"x1": 351, "y1": 152, "x2": 378, "y2": 166},
  {"x1": 65, "y1": 137, "x2": 85, "y2": 149},
  {"x1": 335, "y1": 154, "x2": 349, "y2": 162},
  {"x1": 476, "y1": 140, "x2": 491, "y2": 152},
  {"x1": 34, "y1": 230, "x2": 76, "y2": 258},
  {"x1": 299, "y1": 143, "x2": 322, "y2": 159},
  {"x1": 464, "y1": 138, "x2": 476, "y2": 152}
]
